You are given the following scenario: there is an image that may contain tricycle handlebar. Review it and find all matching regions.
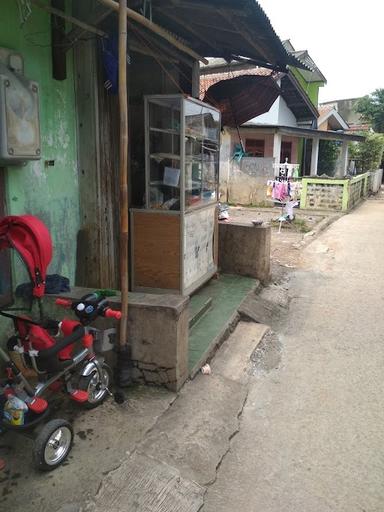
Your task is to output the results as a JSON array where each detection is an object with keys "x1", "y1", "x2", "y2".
[{"x1": 104, "y1": 308, "x2": 122, "y2": 320}]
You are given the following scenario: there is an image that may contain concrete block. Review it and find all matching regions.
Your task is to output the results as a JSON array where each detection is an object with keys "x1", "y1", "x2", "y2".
[
  {"x1": 219, "y1": 222, "x2": 271, "y2": 283},
  {"x1": 47, "y1": 288, "x2": 189, "y2": 392}
]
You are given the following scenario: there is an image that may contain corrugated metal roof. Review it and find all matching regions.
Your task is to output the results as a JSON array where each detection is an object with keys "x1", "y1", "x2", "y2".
[
  {"x1": 241, "y1": 124, "x2": 365, "y2": 142},
  {"x1": 129, "y1": 0, "x2": 308, "y2": 71}
]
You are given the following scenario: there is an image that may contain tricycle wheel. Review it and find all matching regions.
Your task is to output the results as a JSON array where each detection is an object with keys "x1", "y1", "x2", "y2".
[
  {"x1": 33, "y1": 419, "x2": 73, "y2": 471},
  {"x1": 78, "y1": 363, "x2": 111, "y2": 409}
]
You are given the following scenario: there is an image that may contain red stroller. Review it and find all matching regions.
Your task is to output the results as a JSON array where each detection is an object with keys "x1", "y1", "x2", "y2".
[{"x1": 0, "y1": 215, "x2": 121, "y2": 470}]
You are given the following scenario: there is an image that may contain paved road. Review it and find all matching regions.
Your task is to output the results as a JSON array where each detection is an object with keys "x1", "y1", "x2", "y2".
[{"x1": 203, "y1": 200, "x2": 384, "y2": 512}]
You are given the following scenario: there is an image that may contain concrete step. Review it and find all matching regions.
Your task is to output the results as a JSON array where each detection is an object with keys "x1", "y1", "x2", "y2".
[
  {"x1": 87, "y1": 322, "x2": 269, "y2": 512},
  {"x1": 188, "y1": 275, "x2": 261, "y2": 376},
  {"x1": 188, "y1": 295, "x2": 213, "y2": 329}
]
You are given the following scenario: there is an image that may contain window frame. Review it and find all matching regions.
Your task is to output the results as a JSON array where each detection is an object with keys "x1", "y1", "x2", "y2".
[{"x1": 245, "y1": 138, "x2": 265, "y2": 157}]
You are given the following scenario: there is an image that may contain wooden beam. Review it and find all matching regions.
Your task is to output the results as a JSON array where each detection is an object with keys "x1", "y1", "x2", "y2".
[
  {"x1": 97, "y1": 0, "x2": 208, "y2": 64},
  {"x1": 155, "y1": 8, "x2": 220, "y2": 53},
  {"x1": 220, "y1": 10, "x2": 276, "y2": 66},
  {"x1": 191, "y1": 20, "x2": 238, "y2": 34},
  {"x1": 130, "y1": 23, "x2": 194, "y2": 67},
  {"x1": 31, "y1": 0, "x2": 107, "y2": 38},
  {"x1": 162, "y1": 2, "x2": 247, "y2": 17},
  {"x1": 51, "y1": 0, "x2": 66, "y2": 80},
  {"x1": 129, "y1": 41, "x2": 177, "y2": 63},
  {"x1": 193, "y1": 23, "x2": 237, "y2": 35},
  {"x1": 66, "y1": 4, "x2": 112, "y2": 49},
  {"x1": 200, "y1": 57, "x2": 280, "y2": 76}
]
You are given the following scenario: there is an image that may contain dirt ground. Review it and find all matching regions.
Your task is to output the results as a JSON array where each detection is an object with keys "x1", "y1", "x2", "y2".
[{"x1": 228, "y1": 206, "x2": 334, "y2": 269}]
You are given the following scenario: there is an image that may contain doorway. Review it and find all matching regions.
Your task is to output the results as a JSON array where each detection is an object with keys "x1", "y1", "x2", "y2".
[{"x1": 280, "y1": 141, "x2": 292, "y2": 163}]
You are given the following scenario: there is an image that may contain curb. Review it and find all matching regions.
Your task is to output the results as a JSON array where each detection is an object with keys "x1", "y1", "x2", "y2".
[{"x1": 299, "y1": 213, "x2": 342, "y2": 247}]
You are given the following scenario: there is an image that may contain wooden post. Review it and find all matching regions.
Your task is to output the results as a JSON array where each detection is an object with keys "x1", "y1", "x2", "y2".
[{"x1": 119, "y1": 0, "x2": 129, "y2": 348}]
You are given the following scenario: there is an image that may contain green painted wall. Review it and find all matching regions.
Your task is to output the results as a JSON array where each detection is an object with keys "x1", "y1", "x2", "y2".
[
  {"x1": 0, "y1": 2, "x2": 80, "y2": 348},
  {"x1": 0, "y1": 0, "x2": 79, "y2": 282},
  {"x1": 291, "y1": 68, "x2": 323, "y2": 108}
]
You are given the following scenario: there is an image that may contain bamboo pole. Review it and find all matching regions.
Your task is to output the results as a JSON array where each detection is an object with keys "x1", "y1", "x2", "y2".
[
  {"x1": 31, "y1": 0, "x2": 107, "y2": 38},
  {"x1": 97, "y1": 0, "x2": 208, "y2": 65},
  {"x1": 118, "y1": 0, "x2": 129, "y2": 348}
]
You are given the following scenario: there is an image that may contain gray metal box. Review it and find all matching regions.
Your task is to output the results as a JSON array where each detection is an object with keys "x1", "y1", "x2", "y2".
[{"x1": 0, "y1": 62, "x2": 41, "y2": 165}]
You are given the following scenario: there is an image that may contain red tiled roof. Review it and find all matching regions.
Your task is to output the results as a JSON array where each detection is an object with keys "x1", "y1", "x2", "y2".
[
  {"x1": 318, "y1": 105, "x2": 334, "y2": 117},
  {"x1": 347, "y1": 123, "x2": 371, "y2": 133},
  {"x1": 200, "y1": 67, "x2": 273, "y2": 100}
]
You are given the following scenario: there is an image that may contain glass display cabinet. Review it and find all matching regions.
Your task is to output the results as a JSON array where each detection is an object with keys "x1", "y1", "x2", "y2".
[{"x1": 131, "y1": 95, "x2": 221, "y2": 295}]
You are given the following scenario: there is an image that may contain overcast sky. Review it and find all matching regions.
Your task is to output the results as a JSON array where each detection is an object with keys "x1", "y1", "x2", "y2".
[{"x1": 259, "y1": 0, "x2": 383, "y2": 103}]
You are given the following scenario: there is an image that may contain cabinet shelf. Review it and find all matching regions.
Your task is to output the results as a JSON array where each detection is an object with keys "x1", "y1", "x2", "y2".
[
  {"x1": 150, "y1": 127, "x2": 179, "y2": 135},
  {"x1": 149, "y1": 153, "x2": 181, "y2": 161},
  {"x1": 185, "y1": 132, "x2": 219, "y2": 144}
]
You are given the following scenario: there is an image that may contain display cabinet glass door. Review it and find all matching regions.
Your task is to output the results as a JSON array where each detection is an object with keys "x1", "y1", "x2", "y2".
[
  {"x1": 147, "y1": 98, "x2": 181, "y2": 211},
  {"x1": 184, "y1": 101, "x2": 220, "y2": 210}
]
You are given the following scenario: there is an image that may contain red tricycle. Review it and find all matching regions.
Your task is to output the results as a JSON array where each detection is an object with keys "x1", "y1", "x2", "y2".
[{"x1": 0, "y1": 215, "x2": 121, "y2": 470}]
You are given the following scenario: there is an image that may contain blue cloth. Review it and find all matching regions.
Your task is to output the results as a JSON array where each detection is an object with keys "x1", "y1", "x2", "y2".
[{"x1": 100, "y1": 34, "x2": 119, "y2": 94}]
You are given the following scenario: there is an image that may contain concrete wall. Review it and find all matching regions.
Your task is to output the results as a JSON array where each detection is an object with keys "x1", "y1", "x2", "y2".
[
  {"x1": 0, "y1": 1, "x2": 79, "y2": 281},
  {"x1": 227, "y1": 157, "x2": 274, "y2": 205},
  {"x1": 248, "y1": 97, "x2": 279, "y2": 125},
  {"x1": 45, "y1": 288, "x2": 190, "y2": 392},
  {"x1": 348, "y1": 175, "x2": 370, "y2": 209},
  {"x1": 245, "y1": 96, "x2": 298, "y2": 128},
  {"x1": 0, "y1": 2, "x2": 80, "y2": 347},
  {"x1": 219, "y1": 129, "x2": 274, "y2": 205},
  {"x1": 302, "y1": 181, "x2": 345, "y2": 210},
  {"x1": 321, "y1": 98, "x2": 362, "y2": 126},
  {"x1": 219, "y1": 223, "x2": 271, "y2": 283},
  {"x1": 369, "y1": 169, "x2": 383, "y2": 193},
  {"x1": 219, "y1": 129, "x2": 232, "y2": 201},
  {"x1": 277, "y1": 97, "x2": 298, "y2": 127},
  {"x1": 219, "y1": 129, "x2": 300, "y2": 205},
  {"x1": 301, "y1": 174, "x2": 370, "y2": 211}
]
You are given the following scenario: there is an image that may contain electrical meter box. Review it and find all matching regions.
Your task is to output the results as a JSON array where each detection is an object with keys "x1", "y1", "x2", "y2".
[{"x1": 0, "y1": 48, "x2": 41, "y2": 165}]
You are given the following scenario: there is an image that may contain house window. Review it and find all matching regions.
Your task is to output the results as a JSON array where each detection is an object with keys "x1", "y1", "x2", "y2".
[
  {"x1": 0, "y1": 169, "x2": 12, "y2": 307},
  {"x1": 245, "y1": 139, "x2": 265, "y2": 157},
  {"x1": 280, "y1": 141, "x2": 292, "y2": 162}
]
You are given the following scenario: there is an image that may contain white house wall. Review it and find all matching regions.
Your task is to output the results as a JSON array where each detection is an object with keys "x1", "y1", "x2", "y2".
[
  {"x1": 219, "y1": 129, "x2": 232, "y2": 200},
  {"x1": 244, "y1": 96, "x2": 298, "y2": 127},
  {"x1": 245, "y1": 96, "x2": 279, "y2": 125},
  {"x1": 277, "y1": 97, "x2": 298, "y2": 127}
]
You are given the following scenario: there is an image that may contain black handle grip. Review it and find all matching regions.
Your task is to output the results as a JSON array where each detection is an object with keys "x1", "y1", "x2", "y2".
[{"x1": 38, "y1": 326, "x2": 85, "y2": 360}]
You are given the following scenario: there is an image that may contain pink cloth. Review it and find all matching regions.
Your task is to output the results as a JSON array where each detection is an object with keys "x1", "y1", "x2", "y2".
[{"x1": 272, "y1": 182, "x2": 287, "y2": 201}]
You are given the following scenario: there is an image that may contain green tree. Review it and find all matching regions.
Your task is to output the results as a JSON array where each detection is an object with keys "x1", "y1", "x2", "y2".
[
  {"x1": 318, "y1": 140, "x2": 340, "y2": 176},
  {"x1": 349, "y1": 133, "x2": 384, "y2": 171},
  {"x1": 355, "y1": 89, "x2": 384, "y2": 133}
]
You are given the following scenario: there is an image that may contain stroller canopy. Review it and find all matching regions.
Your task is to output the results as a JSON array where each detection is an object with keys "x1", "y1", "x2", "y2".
[{"x1": 0, "y1": 215, "x2": 52, "y2": 297}]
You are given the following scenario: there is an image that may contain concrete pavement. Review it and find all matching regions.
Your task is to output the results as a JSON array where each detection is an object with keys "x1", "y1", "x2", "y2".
[
  {"x1": 203, "y1": 199, "x2": 384, "y2": 512},
  {"x1": 4, "y1": 199, "x2": 383, "y2": 512}
]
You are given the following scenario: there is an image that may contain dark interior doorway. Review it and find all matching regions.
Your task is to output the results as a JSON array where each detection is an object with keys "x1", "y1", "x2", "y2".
[{"x1": 280, "y1": 141, "x2": 292, "y2": 163}]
